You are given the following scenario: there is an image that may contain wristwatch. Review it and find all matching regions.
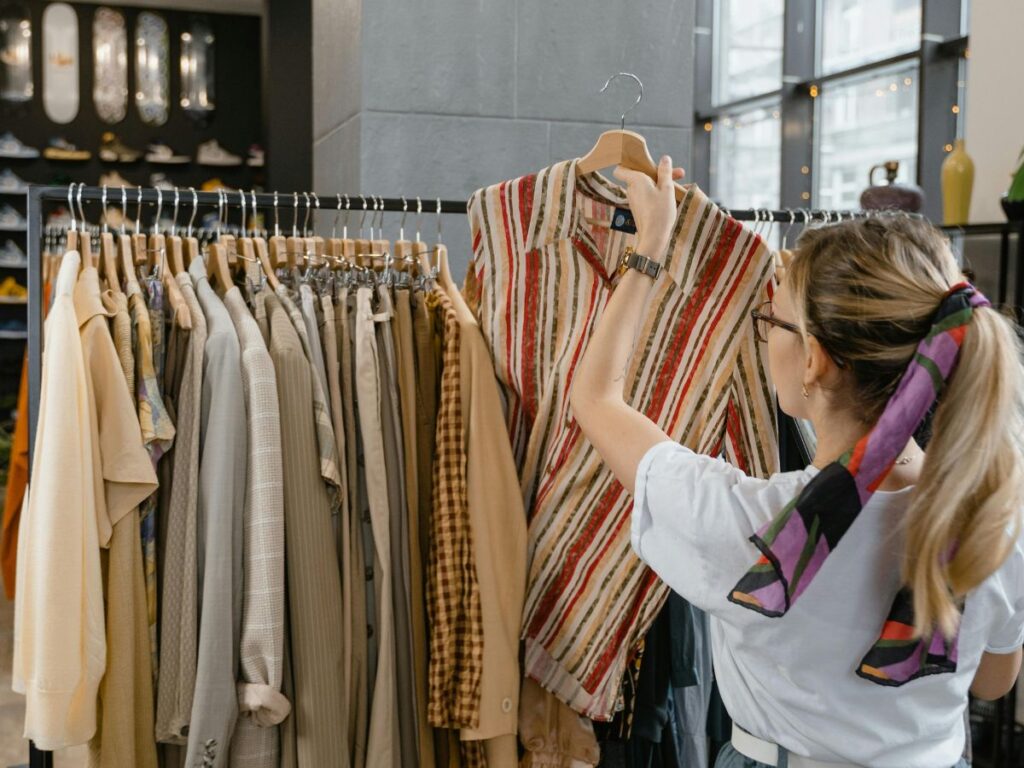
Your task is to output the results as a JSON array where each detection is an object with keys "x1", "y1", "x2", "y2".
[{"x1": 617, "y1": 247, "x2": 662, "y2": 279}]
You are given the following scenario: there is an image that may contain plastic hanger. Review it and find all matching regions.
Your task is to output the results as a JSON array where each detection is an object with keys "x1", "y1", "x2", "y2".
[{"x1": 576, "y1": 73, "x2": 686, "y2": 202}]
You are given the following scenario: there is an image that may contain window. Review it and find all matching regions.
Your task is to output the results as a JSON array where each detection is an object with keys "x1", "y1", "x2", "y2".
[
  {"x1": 713, "y1": 0, "x2": 784, "y2": 105},
  {"x1": 819, "y1": 0, "x2": 921, "y2": 74},
  {"x1": 816, "y1": 65, "x2": 919, "y2": 210},
  {"x1": 696, "y1": 0, "x2": 965, "y2": 222},
  {"x1": 711, "y1": 105, "x2": 782, "y2": 209}
]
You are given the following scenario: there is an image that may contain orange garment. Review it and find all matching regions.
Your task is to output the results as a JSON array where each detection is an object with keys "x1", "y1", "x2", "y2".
[{"x1": 2, "y1": 280, "x2": 50, "y2": 599}]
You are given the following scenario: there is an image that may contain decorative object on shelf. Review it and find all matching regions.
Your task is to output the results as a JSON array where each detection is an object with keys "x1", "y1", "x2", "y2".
[
  {"x1": 149, "y1": 172, "x2": 175, "y2": 190},
  {"x1": 200, "y1": 176, "x2": 233, "y2": 192},
  {"x1": 859, "y1": 160, "x2": 924, "y2": 213},
  {"x1": 0, "y1": 168, "x2": 28, "y2": 193},
  {"x1": 0, "y1": 131, "x2": 37, "y2": 159},
  {"x1": 0, "y1": 203, "x2": 26, "y2": 230},
  {"x1": 43, "y1": 137, "x2": 91, "y2": 161},
  {"x1": 941, "y1": 139, "x2": 974, "y2": 226},
  {"x1": 99, "y1": 131, "x2": 142, "y2": 163},
  {"x1": 98, "y1": 170, "x2": 133, "y2": 188},
  {"x1": 0, "y1": 239, "x2": 26, "y2": 267},
  {"x1": 197, "y1": 139, "x2": 241, "y2": 167},
  {"x1": 92, "y1": 6, "x2": 128, "y2": 124},
  {"x1": 1002, "y1": 146, "x2": 1024, "y2": 222},
  {"x1": 0, "y1": 275, "x2": 26, "y2": 299},
  {"x1": 135, "y1": 11, "x2": 169, "y2": 126},
  {"x1": 0, "y1": 6, "x2": 32, "y2": 102},
  {"x1": 146, "y1": 141, "x2": 189, "y2": 164},
  {"x1": 246, "y1": 144, "x2": 264, "y2": 168},
  {"x1": 42, "y1": 2, "x2": 79, "y2": 124},
  {"x1": 180, "y1": 18, "x2": 215, "y2": 118}
]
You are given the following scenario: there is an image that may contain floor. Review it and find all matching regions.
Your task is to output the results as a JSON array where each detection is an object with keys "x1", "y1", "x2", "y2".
[{"x1": 0, "y1": 595, "x2": 85, "y2": 768}]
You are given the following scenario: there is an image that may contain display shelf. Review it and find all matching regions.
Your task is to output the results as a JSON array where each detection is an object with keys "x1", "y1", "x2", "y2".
[
  {"x1": 0, "y1": 330, "x2": 27, "y2": 340},
  {"x1": 0, "y1": 297, "x2": 27, "y2": 305}
]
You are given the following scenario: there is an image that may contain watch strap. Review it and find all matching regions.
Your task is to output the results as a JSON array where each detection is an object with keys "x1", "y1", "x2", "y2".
[{"x1": 623, "y1": 249, "x2": 662, "y2": 279}]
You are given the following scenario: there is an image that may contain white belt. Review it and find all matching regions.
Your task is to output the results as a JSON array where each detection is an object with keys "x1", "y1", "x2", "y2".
[{"x1": 732, "y1": 724, "x2": 862, "y2": 768}]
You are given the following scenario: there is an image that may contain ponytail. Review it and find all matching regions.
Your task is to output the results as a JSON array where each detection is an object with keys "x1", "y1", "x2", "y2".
[{"x1": 904, "y1": 307, "x2": 1024, "y2": 637}]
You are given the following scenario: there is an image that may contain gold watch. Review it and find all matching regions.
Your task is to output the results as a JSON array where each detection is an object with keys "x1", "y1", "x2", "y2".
[{"x1": 617, "y1": 247, "x2": 662, "y2": 279}]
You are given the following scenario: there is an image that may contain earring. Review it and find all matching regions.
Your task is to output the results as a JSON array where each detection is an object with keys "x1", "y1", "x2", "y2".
[{"x1": 801, "y1": 384, "x2": 809, "y2": 399}]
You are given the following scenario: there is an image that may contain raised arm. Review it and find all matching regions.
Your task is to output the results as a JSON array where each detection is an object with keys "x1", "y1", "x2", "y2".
[{"x1": 569, "y1": 156, "x2": 685, "y2": 495}]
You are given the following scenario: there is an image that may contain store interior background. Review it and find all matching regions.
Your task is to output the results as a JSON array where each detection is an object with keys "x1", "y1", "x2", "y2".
[{"x1": 1, "y1": 0, "x2": 1024, "y2": 764}]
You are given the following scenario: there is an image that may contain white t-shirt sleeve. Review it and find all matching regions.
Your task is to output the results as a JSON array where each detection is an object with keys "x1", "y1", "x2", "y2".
[
  {"x1": 631, "y1": 441, "x2": 814, "y2": 615},
  {"x1": 984, "y1": 538, "x2": 1024, "y2": 654}
]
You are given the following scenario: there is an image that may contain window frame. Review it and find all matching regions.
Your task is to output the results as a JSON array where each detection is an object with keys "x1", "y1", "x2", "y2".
[{"x1": 692, "y1": 0, "x2": 967, "y2": 223}]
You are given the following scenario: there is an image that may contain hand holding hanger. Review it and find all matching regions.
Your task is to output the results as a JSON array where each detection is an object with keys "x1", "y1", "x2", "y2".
[{"x1": 611, "y1": 155, "x2": 685, "y2": 263}]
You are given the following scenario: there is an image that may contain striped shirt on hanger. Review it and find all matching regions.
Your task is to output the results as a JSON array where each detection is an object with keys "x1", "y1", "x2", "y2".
[{"x1": 466, "y1": 160, "x2": 779, "y2": 720}]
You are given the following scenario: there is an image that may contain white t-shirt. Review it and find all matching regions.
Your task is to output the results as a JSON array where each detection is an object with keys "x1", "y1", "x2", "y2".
[{"x1": 631, "y1": 441, "x2": 1024, "y2": 768}]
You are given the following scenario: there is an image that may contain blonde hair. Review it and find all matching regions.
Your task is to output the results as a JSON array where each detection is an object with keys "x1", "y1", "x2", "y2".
[{"x1": 787, "y1": 216, "x2": 1024, "y2": 638}]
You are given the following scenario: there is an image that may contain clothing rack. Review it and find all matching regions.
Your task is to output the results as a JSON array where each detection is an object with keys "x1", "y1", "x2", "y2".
[{"x1": 18, "y1": 183, "x2": 1021, "y2": 768}]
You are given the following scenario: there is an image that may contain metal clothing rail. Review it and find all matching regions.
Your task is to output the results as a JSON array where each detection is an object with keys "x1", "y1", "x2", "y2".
[{"x1": 15, "y1": 182, "x2": 1017, "y2": 768}]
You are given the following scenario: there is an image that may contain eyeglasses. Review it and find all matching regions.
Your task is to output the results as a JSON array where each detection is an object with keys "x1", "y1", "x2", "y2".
[
  {"x1": 750, "y1": 301, "x2": 847, "y2": 368},
  {"x1": 750, "y1": 301, "x2": 800, "y2": 344}
]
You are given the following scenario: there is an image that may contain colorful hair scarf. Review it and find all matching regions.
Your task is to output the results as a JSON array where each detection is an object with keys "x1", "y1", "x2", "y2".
[{"x1": 728, "y1": 282, "x2": 990, "y2": 686}]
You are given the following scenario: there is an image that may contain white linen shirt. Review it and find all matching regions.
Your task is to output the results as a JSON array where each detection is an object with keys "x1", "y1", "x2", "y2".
[{"x1": 632, "y1": 441, "x2": 1024, "y2": 768}]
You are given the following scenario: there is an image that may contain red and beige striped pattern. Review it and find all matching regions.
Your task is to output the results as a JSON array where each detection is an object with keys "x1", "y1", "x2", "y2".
[{"x1": 466, "y1": 160, "x2": 779, "y2": 719}]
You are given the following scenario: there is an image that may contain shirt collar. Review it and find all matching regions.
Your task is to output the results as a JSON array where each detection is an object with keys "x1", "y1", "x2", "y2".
[{"x1": 73, "y1": 266, "x2": 116, "y2": 328}]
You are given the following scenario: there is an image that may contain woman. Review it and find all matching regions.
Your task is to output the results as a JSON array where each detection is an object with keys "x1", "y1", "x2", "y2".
[{"x1": 570, "y1": 156, "x2": 1024, "y2": 767}]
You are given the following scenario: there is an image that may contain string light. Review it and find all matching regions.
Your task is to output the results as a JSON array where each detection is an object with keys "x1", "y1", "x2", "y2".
[
  {"x1": 904, "y1": 77, "x2": 913, "y2": 86},
  {"x1": 944, "y1": 144, "x2": 953, "y2": 152},
  {"x1": 875, "y1": 88, "x2": 885, "y2": 97},
  {"x1": 801, "y1": 165, "x2": 810, "y2": 175},
  {"x1": 951, "y1": 105, "x2": 960, "y2": 114},
  {"x1": 704, "y1": 121, "x2": 713, "y2": 132},
  {"x1": 801, "y1": 192, "x2": 811, "y2": 200},
  {"x1": 809, "y1": 84, "x2": 819, "y2": 98},
  {"x1": 889, "y1": 82, "x2": 898, "y2": 92}
]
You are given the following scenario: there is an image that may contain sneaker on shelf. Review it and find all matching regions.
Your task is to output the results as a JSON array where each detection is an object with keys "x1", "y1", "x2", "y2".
[
  {"x1": 99, "y1": 131, "x2": 142, "y2": 163},
  {"x1": 43, "y1": 137, "x2": 91, "y2": 161},
  {"x1": 150, "y1": 172, "x2": 176, "y2": 190},
  {"x1": 0, "y1": 240, "x2": 27, "y2": 267},
  {"x1": 201, "y1": 177, "x2": 235, "y2": 192},
  {"x1": 0, "y1": 169, "x2": 29, "y2": 193},
  {"x1": 0, "y1": 319, "x2": 28, "y2": 336},
  {"x1": 0, "y1": 132, "x2": 39, "y2": 159},
  {"x1": 99, "y1": 170, "x2": 135, "y2": 188},
  {"x1": 146, "y1": 141, "x2": 190, "y2": 164},
  {"x1": 0, "y1": 276, "x2": 27, "y2": 298},
  {"x1": 246, "y1": 144, "x2": 265, "y2": 168},
  {"x1": 197, "y1": 140, "x2": 242, "y2": 167},
  {"x1": 0, "y1": 204, "x2": 27, "y2": 231}
]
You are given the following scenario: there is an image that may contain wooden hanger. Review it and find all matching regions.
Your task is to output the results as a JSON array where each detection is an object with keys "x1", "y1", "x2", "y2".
[
  {"x1": 206, "y1": 242, "x2": 233, "y2": 293},
  {"x1": 184, "y1": 235, "x2": 201, "y2": 271},
  {"x1": 100, "y1": 232, "x2": 120, "y2": 291},
  {"x1": 436, "y1": 243, "x2": 455, "y2": 293},
  {"x1": 269, "y1": 234, "x2": 288, "y2": 270},
  {"x1": 576, "y1": 74, "x2": 685, "y2": 201},
  {"x1": 254, "y1": 236, "x2": 282, "y2": 291},
  {"x1": 167, "y1": 234, "x2": 186, "y2": 276},
  {"x1": 118, "y1": 232, "x2": 141, "y2": 294}
]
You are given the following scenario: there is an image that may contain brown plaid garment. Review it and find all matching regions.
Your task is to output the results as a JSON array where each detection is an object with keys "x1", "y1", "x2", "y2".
[{"x1": 425, "y1": 288, "x2": 484, "y2": 729}]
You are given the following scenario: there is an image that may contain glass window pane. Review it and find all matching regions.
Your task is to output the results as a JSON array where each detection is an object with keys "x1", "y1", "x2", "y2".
[
  {"x1": 820, "y1": 0, "x2": 921, "y2": 75},
  {"x1": 710, "y1": 104, "x2": 781, "y2": 210},
  {"x1": 713, "y1": 0, "x2": 783, "y2": 105},
  {"x1": 815, "y1": 66, "x2": 919, "y2": 211}
]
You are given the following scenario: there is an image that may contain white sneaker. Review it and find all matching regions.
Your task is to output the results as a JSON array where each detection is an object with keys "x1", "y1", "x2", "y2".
[
  {"x1": 247, "y1": 144, "x2": 265, "y2": 168},
  {"x1": 0, "y1": 132, "x2": 39, "y2": 159},
  {"x1": 0, "y1": 239, "x2": 27, "y2": 266},
  {"x1": 197, "y1": 139, "x2": 242, "y2": 167},
  {"x1": 150, "y1": 172, "x2": 176, "y2": 190},
  {"x1": 0, "y1": 204, "x2": 27, "y2": 231},
  {"x1": 99, "y1": 171, "x2": 134, "y2": 188},
  {"x1": 0, "y1": 169, "x2": 29, "y2": 193},
  {"x1": 0, "y1": 240, "x2": 27, "y2": 267},
  {"x1": 146, "y1": 142, "x2": 190, "y2": 164}
]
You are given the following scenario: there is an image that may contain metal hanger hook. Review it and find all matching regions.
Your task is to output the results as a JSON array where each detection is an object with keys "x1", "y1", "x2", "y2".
[
  {"x1": 436, "y1": 197, "x2": 442, "y2": 244},
  {"x1": 153, "y1": 187, "x2": 164, "y2": 234},
  {"x1": 333, "y1": 193, "x2": 342, "y2": 238},
  {"x1": 400, "y1": 196, "x2": 408, "y2": 240},
  {"x1": 172, "y1": 188, "x2": 180, "y2": 237},
  {"x1": 239, "y1": 189, "x2": 247, "y2": 235},
  {"x1": 312, "y1": 192, "x2": 321, "y2": 237},
  {"x1": 134, "y1": 186, "x2": 142, "y2": 233},
  {"x1": 188, "y1": 187, "x2": 198, "y2": 238},
  {"x1": 217, "y1": 190, "x2": 224, "y2": 238},
  {"x1": 273, "y1": 190, "x2": 280, "y2": 237},
  {"x1": 303, "y1": 192, "x2": 312, "y2": 236},
  {"x1": 599, "y1": 72, "x2": 644, "y2": 130},
  {"x1": 415, "y1": 196, "x2": 423, "y2": 242},
  {"x1": 250, "y1": 190, "x2": 258, "y2": 236},
  {"x1": 121, "y1": 185, "x2": 128, "y2": 235},
  {"x1": 101, "y1": 186, "x2": 109, "y2": 233},
  {"x1": 359, "y1": 195, "x2": 368, "y2": 238},
  {"x1": 67, "y1": 183, "x2": 77, "y2": 232},
  {"x1": 76, "y1": 182, "x2": 87, "y2": 231}
]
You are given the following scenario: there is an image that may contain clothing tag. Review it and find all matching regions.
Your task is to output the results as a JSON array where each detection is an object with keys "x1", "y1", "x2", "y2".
[{"x1": 610, "y1": 206, "x2": 636, "y2": 234}]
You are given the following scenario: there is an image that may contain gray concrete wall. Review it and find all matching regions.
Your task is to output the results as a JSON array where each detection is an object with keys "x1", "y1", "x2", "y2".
[{"x1": 313, "y1": 0, "x2": 696, "y2": 277}]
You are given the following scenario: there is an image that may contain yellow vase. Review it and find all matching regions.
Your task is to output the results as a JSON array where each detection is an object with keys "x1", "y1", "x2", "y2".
[{"x1": 942, "y1": 139, "x2": 974, "y2": 225}]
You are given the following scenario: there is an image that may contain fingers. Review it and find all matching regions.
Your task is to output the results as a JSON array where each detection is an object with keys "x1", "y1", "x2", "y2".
[
  {"x1": 613, "y1": 165, "x2": 647, "y2": 186},
  {"x1": 657, "y1": 155, "x2": 672, "y2": 189},
  {"x1": 672, "y1": 168, "x2": 686, "y2": 181}
]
